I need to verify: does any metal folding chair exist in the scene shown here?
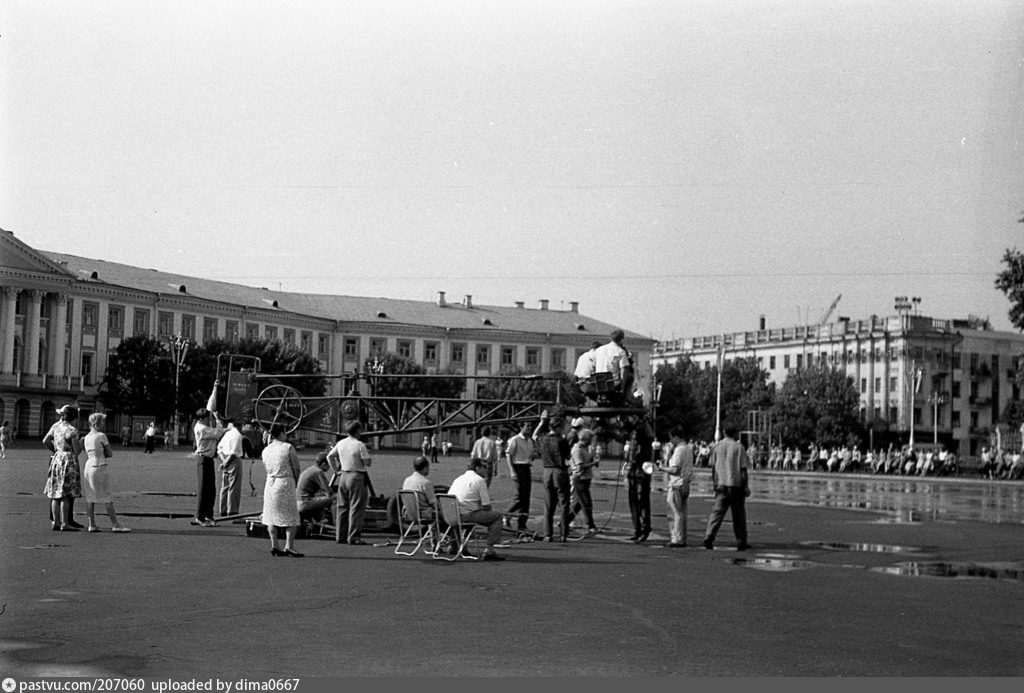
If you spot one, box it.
[394,490,438,557]
[432,494,483,561]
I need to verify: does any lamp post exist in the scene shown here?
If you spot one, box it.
[168,335,191,449]
[930,392,946,446]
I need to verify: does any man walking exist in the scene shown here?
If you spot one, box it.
[216,417,245,517]
[470,426,499,488]
[327,422,372,545]
[504,421,535,530]
[703,425,751,551]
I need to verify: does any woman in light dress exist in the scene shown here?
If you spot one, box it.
[82,413,130,533]
[261,423,303,557]
[43,404,84,531]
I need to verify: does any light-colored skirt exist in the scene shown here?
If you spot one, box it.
[83,463,113,504]
[262,476,300,527]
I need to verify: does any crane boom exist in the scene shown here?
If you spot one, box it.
[819,294,842,324]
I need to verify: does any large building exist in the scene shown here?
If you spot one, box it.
[652,313,1024,456]
[1,229,653,445]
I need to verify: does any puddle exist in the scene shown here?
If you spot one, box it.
[19,544,63,550]
[757,552,803,560]
[16,492,34,496]
[140,492,195,497]
[872,562,1024,582]
[118,512,192,518]
[802,541,925,554]
[731,557,814,572]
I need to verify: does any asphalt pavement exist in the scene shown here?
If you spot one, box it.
[2,442,1023,677]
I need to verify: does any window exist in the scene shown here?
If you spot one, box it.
[952,410,961,428]
[769,356,776,369]
[500,346,515,367]
[397,339,413,359]
[874,377,881,393]
[1014,384,1021,401]
[344,337,359,359]
[300,331,312,353]
[451,343,465,363]
[970,411,979,428]
[783,355,790,369]
[525,347,540,368]
[246,323,260,339]
[318,334,329,360]
[551,348,565,370]
[158,311,174,338]
[913,407,922,425]
[181,314,196,340]
[952,381,961,398]
[970,353,979,373]
[203,317,218,341]
[264,325,278,341]
[424,342,438,363]
[820,352,827,364]
[861,378,867,393]
[108,306,124,334]
[15,293,23,316]
[970,381,978,399]
[796,354,803,369]
[889,406,898,423]
[283,328,295,345]
[476,345,490,366]
[952,352,962,369]
[370,337,386,355]
[81,352,94,386]
[225,320,239,343]
[82,302,98,330]
[890,377,897,392]
[133,309,150,336]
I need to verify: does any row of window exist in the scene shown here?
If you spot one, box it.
[341,337,573,370]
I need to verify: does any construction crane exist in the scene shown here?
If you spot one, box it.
[818,294,842,324]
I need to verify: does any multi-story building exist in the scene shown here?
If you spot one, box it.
[652,313,1024,456]
[1,229,653,445]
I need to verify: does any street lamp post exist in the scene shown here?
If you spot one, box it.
[168,335,191,449]
[930,392,947,446]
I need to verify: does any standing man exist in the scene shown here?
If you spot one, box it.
[535,413,572,542]
[594,329,634,404]
[327,422,372,545]
[448,459,506,561]
[569,428,599,535]
[121,422,131,448]
[144,422,157,454]
[663,427,694,548]
[703,424,751,551]
[504,421,535,531]
[626,418,655,542]
[216,417,245,517]
[470,426,499,488]
[192,408,224,527]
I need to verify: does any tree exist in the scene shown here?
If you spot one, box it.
[97,336,175,420]
[364,352,464,400]
[653,358,710,438]
[477,365,566,402]
[197,337,328,399]
[994,212,1024,331]
[771,365,861,448]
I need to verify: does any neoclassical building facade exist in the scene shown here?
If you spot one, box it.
[1,229,653,443]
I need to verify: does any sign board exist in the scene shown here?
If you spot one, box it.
[224,371,259,422]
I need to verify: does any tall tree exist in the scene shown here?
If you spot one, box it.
[97,336,175,419]
[771,364,861,448]
[994,212,1024,330]
[477,365,566,402]
[653,358,710,438]
[364,352,464,400]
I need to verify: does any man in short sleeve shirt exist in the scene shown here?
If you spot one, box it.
[327,422,372,545]
[703,425,751,551]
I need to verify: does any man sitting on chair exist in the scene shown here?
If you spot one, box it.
[447,459,506,561]
[594,329,634,406]
[401,456,437,522]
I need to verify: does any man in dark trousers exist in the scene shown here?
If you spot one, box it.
[703,424,751,551]
[534,413,571,542]
[626,417,654,542]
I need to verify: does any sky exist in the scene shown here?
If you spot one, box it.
[2,0,1024,340]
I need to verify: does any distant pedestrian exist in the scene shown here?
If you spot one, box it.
[43,404,84,531]
[260,424,303,557]
[0,419,10,458]
[121,423,131,447]
[470,427,499,488]
[703,425,751,551]
[663,427,693,548]
[82,413,129,533]
[144,422,156,454]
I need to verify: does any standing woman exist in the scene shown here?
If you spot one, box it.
[0,419,10,458]
[261,423,303,557]
[43,404,84,531]
[82,413,130,533]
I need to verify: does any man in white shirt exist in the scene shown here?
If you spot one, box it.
[216,418,246,517]
[327,422,373,545]
[192,408,224,526]
[573,341,602,402]
[470,426,499,487]
[401,456,437,522]
[447,459,505,561]
[663,427,694,547]
[504,421,535,530]
[594,329,634,403]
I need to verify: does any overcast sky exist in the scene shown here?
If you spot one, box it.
[3,1,1023,340]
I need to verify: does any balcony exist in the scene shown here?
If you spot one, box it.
[0,373,84,392]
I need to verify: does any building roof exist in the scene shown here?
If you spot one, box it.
[41,249,651,342]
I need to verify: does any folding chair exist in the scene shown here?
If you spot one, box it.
[432,494,483,561]
[394,490,438,557]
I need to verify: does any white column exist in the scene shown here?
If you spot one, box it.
[53,294,68,377]
[25,289,42,375]
[0,287,18,373]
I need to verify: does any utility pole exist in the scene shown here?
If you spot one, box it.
[168,335,191,449]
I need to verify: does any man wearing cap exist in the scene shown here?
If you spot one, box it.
[703,425,751,551]
[192,408,224,527]
[216,417,245,517]
[594,330,634,404]
[535,413,572,542]
[470,426,499,488]
[447,459,505,561]
[327,422,372,545]
[504,421,535,531]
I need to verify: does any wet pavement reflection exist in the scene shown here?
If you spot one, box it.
[689,474,1024,524]
[871,562,1024,581]
[800,540,926,554]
